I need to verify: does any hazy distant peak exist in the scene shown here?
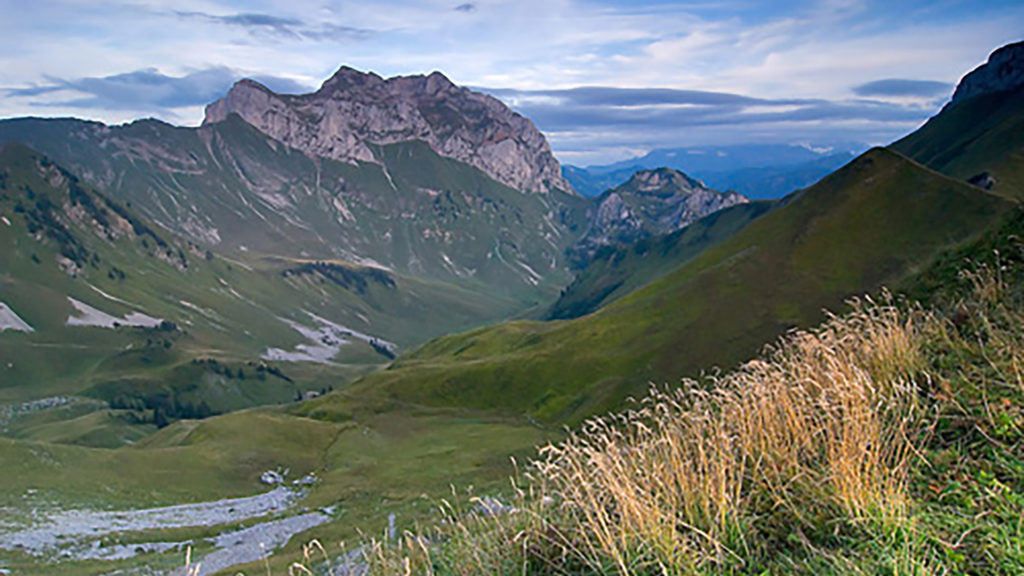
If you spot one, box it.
[624,167,707,194]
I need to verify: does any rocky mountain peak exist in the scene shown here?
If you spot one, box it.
[424,71,455,94]
[320,65,385,92]
[203,66,572,195]
[570,167,749,264]
[234,78,273,93]
[625,167,706,194]
[950,40,1024,105]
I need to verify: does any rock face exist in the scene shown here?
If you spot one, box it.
[950,41,1024,105]
[572,168,748,263]
[203,67,572,195]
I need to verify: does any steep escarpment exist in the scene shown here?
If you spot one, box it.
[204,67,571,195]
[949,40,1024,105]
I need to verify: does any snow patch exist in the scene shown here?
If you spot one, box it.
[515,260,543,286]
[263,312,397,364]
[65,297,162,328]
[0,302,33,333]
[332,196,355,221]
[88,284,133,306]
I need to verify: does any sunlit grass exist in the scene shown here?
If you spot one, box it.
[346,246,1024,575]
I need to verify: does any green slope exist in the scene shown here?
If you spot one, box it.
[892,85,1024,199]
[320,148,1011,425]
[0,144,530,442]
[549,200,775,319]
[0,116,587,303]
[1,183,1017,576]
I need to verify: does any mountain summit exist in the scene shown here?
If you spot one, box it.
[950,40,1024,105]
[203,67,572,195]
[572,167,748,263]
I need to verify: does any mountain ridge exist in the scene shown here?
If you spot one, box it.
[327,146,1012,424]
[565,144,861,199]
[204,66,572,195]
[572,167,748,264]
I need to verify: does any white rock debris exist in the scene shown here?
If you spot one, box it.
[65,297,162,328]
[0,301,33,332]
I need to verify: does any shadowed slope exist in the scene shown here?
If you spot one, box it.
[323,148,1011,425]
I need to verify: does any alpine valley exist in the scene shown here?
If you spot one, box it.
[0,38,1021,576]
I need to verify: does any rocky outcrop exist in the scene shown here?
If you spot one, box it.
[950,41,1024,105]
[203,67,572,195]
[571,168,748,264]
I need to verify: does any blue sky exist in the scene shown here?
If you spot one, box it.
[0,0,1020,165]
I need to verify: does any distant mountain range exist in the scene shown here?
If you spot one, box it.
[564,143,862,199]
[570,167,748,264]
[0,69,748,301]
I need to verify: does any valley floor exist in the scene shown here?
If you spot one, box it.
[0,401,554,575]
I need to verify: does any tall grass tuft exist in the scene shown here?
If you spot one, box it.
[528,294,931,574]
[360,233,1024,574]
[350,292,954,576]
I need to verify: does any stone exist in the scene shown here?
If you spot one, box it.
[204,67,572,195]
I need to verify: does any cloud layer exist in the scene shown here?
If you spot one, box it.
[9,67,306,111]
[852,79,953,98]
[1,0,1021,163]
[174,10,373,41]
[484,85,950,163]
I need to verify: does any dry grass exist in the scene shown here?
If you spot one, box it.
[211,243,1024,575]
[349,292,947,576]
[526,294,932,574]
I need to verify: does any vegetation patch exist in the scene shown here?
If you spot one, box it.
[282,261,396,294]
[351,219,1024,575]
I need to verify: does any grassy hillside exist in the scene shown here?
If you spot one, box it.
[0,143,533,444]
[549,201,775,319]
[0,155,1016,576]
[360,211,1024,575]
[0,400,554,576]
[0,116,587,302]
[892,85,1024,199]
[317,148,1011,425]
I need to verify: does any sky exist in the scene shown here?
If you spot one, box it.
[0,0,1021,166]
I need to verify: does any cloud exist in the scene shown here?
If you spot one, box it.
[482,85,938,164]
[2,0,1021,164]
[852,78,953,98]
[486,86,926,129]
[174,10,373,42]
[6,67,309,111]
[487,86,767,107]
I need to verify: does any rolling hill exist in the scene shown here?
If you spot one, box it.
[320,148,1012,425]
[0,143,535,444]
[549,200,776,319]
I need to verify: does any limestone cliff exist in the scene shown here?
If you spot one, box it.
[204,67,572,195]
